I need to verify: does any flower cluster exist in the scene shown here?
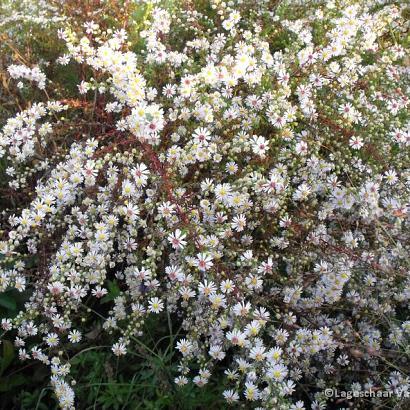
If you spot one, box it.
[0,0,65,30]
[0,0,410,409]
[7,64,47,90]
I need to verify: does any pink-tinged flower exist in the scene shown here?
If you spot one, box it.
[195,253,213,271]
[112,342,127,356]
[349,135,364,150]
[168,229,187,250]
[251,135,269,157]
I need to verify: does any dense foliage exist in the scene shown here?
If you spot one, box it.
[0,0,410,408]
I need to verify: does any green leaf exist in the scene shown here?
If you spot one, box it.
[0,340,15,375]
[101,280,120,304]
[0,374,26,392]
[107,280,120,296]
[0,293,16,311]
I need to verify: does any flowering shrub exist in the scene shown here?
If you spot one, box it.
[1,0,410,408]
